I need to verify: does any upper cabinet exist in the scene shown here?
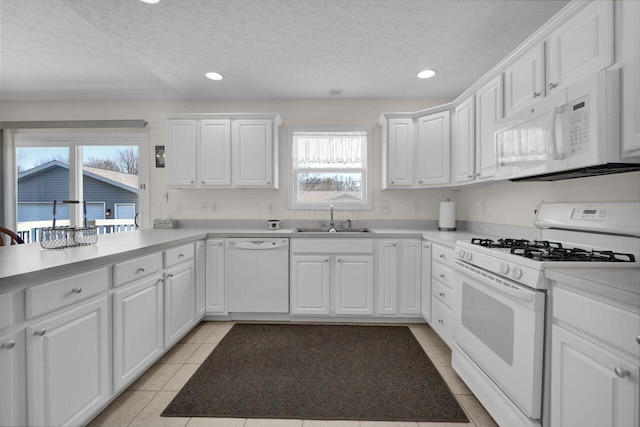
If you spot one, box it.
[475,74,503,181]
[381,110,451,189]
[505,1,613,118]
[621,0,640,153]
[164,113,281,189]
[453,96,475,184]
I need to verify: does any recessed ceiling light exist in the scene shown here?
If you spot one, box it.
[139,0,160,4]
[329,88,343,96]
[205,72,224,81]
[417,69,437,79]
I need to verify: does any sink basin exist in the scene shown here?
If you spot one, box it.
[293,227,374,234]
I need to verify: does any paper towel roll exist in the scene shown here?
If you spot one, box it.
[439,201,456,231]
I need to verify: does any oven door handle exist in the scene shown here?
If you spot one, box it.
[453,260,536,304]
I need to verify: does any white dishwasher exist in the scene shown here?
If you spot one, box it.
[225,238,289,313]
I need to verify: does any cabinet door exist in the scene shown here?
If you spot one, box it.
[546,0,613,95]
[622,0,640,154]
[233,119,274,187]
[164,261,196,347]
[0,332,16,427]
[551,325,639,427]
[200,119,231,186]
[454,96,476,183]
[165,119,197,187]
[291,255,331,315]
[113,274,164,392]
[416,111,451,186]
[386,119,415,187]
[27,297,109,427]
[475,74,503,181]
[420,242,432,323]
[335,255,374,315]
[377,240,399,315]
[401,240,421,315]
[205,239,226,314]
[195,240,206,318]
[504,43,545,116]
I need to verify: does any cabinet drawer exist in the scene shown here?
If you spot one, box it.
[432,280,454,309]
[0,292,12,330]
[432,244,454,267]
[113,252,163,288]
[431,297,453,348]
[26,268,108,319]
[164,243,195,268]
[291,239,374,254]
[432,262,454,287]
[554,285,640,357]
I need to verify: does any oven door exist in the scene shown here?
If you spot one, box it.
[453,259,545,419]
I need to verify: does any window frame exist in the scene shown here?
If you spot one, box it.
[7,130,149,229]
[288,126,372,210]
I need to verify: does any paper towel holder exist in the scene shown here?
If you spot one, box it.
[438,198,457,231]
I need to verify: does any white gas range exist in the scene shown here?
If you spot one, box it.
[451,202,640,427]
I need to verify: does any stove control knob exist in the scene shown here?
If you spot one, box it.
[499,263,510,275]
[456,248,465,259]
[464,252,473,262]
[511,266,523,279]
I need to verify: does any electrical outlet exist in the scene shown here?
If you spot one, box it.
[176,201,182,213]
[155,203,161,213]
[379,202,390,214]
[266,203,275,215]
[413,202,421,214]
[200,201,208,212]
[212,201,219,213]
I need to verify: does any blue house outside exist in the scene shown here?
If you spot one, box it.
[18,160,138,224]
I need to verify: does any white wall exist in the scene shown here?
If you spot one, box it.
[2,98,639,228]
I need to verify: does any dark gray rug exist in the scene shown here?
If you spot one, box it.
[162,323,469,422]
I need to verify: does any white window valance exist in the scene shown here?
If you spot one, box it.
[293,131,366,167]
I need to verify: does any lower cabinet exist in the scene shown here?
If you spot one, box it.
[0,331,17,427]
[164,260,197,347]
[377,239,422,317]
[290,255,332,315]
[205,239,226,314]
[195,240,206,318]
[113,273,164,392]
[420,241,432,322]
[26,297,109,427]
[429,243,456,347]
[334,255,374,315]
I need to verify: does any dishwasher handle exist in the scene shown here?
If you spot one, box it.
[228,239,288,250]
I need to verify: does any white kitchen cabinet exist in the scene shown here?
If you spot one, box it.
[504,43,546,117]
[545,0,613,96]
[416,111,451,186]
[200,119,232,186]
[290,255,331,315]
[233,119,278,188]
[165,114,281,189]
[420,241,432,323]
[474,74,503,181]
[400,240,421,315]
[165,119,198,187]
[383,118,415,188]
[205,239,226,314]
[112,273,164,393]
[0,332,17,427]
[377,240,399,315]
[454,96,475,184]
[335,255,374,315]
[621,0,640,154]
[550,284,640,427]
[27,297,109,427]
[195,240,206,318]
[430,243,456,347]
[164,260,196,347]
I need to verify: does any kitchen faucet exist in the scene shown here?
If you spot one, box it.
[329,204,335,229]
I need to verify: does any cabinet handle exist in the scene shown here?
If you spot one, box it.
[324,258,329,262]
[532,91,541,98]
[392,243,397,247]
[439,292,445,297]
[439,254,445,259]
[614,366,629,378]
[337,258,342,263]
[424,243,430,248]
[190,180,195,184]
[474,173,480,177]
[201,181,205,184]
[467,175,473,179]
[178,253,185,258]
[439,274,446,279]
[548,82,558,90]
[34,328,46,337]
[418,180,424,184]
[438,319,444,324]
[166,273,174,279]
[267,181,271,185]
[71,287,82,294]
[137,267,146,273]
[1,341,15,349]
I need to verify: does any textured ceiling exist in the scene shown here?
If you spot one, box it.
[0,0,570,101]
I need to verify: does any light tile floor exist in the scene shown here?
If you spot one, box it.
[88,321,498,427]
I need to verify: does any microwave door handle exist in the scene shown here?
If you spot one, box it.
[454,261,535,303]
[550,106,563,160]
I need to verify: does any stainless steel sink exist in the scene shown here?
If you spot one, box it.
[293,227,374,234]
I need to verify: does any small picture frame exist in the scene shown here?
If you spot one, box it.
[155,145,165,168]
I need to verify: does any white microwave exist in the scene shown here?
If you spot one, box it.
[494,69,640,181]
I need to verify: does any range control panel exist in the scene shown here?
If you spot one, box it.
[571,207,608,220]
